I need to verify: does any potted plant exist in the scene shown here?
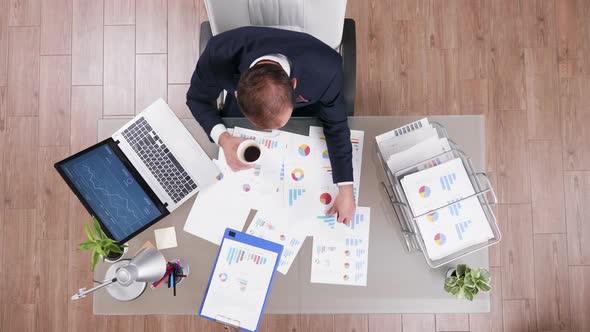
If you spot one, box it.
[79,218,128,271]
[444,264,491,301]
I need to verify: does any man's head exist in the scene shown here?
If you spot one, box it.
[236,63,294,130]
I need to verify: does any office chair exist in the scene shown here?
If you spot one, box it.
[199,0,356,117]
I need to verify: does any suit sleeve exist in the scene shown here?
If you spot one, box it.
[318,67,354,184]
[186,45,224,139]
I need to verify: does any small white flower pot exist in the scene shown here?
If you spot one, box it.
[103,245,129,263]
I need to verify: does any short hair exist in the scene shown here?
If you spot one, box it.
[237,63,293,128]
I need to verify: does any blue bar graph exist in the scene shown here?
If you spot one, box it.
[283,249,294,258]
[354,272,365,282]
[317,215,336,229]
[448,199,463,216]
[350,213,365,230]
[279,163,285,181]
[356,248,366,257]
[289,238,301,247]
[288,188,305,206]
[345,237,363,246]
[355,261,366,270]
[440,173,458,191]
[454,220,472,240]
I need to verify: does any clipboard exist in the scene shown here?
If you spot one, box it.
[199,228,283,332]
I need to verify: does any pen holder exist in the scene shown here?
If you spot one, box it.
[165,259,190,286]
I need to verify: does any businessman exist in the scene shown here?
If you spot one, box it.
[187,26,355,224]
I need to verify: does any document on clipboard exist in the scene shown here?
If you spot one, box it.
[199,228,283,332]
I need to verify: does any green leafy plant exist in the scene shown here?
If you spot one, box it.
[79,218,127,271]
[444,264,491,301]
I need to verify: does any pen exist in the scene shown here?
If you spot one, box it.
[173,270,177,296]
[169,269,175,291]
[152,269,173,288]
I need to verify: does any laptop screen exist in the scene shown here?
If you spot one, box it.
[58,142,164,242]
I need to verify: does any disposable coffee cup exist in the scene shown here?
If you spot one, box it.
[237,140,262,164]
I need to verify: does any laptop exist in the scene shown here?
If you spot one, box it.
[55,99,220,244]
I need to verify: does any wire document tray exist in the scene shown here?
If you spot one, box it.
[376,122,501,268]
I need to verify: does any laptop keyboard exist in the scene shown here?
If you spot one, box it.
[122,117,197,204]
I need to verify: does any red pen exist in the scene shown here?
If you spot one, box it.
[151,269,173,288]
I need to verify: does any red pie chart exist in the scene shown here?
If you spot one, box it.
[319,193,332,205]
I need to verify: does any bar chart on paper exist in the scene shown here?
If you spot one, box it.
[238,134,280,149]
[448,199,463,216]
[440,173,457,191]
[288,188,306,206]
[345,237,363,246]
[351,138,361,152]
[226,247,268,265]
[350,212,366,230]
[316,245,336,254]
[454,220,472,240]
[317,215,337,229]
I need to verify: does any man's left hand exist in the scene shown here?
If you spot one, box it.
[326,184,356,225]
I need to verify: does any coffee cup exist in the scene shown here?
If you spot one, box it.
[237,140,262,164]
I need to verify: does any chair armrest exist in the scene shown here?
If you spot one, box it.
[342,18,356,117]
[199,21,224,110]
[200,21,213,56]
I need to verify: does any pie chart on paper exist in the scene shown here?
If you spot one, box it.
[419,185,431,198]
[427,211,439,222]
[298,144,311,157]
[434,233,446,245]
[291,168,305,181]
[319,192,332,205]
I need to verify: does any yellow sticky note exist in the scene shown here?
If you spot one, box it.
[154,227,178,250]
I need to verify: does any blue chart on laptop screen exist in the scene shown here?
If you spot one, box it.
[61,144,162,241]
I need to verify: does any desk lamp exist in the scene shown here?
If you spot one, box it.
[71,247,167,301]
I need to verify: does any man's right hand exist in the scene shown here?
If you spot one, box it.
[218,132,255,172]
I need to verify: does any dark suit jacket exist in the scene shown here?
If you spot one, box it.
[186,26,353,183]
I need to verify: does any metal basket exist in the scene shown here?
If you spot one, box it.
[376,122,501,268]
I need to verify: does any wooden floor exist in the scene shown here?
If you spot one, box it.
[1,0,589,331]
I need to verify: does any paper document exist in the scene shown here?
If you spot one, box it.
[375,118,430,143]
[376,118,440,160]
[310,207,371,286]
[246,209,306,274]
[379,127,439,160]
[200,237,279,331]
[183,172,253,245]
[387,137,452,174]
[415,196,494,260]
[401,158,475,216]
[309,126,364,204]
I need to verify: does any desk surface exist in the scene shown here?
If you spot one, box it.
[94,115,489,314]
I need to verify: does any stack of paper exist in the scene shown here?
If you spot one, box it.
[377,118,493,261]
[400,158,494,259]
[376,118,452,175]
[184,126,371,286]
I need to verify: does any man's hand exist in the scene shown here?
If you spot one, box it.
[326,184,356,225]
[218,132,255,172]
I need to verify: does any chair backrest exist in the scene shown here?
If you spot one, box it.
[204,0,347,50]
